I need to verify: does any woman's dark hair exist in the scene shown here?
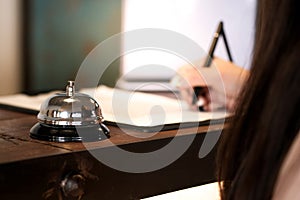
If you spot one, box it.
[217,0,300,199]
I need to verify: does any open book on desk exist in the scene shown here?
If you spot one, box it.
[0,86,228,132]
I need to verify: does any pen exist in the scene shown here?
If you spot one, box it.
[204,21,223,67]
[193,21,233,111]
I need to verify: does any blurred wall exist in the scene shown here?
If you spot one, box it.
[25,0,121,93]
[0,0,22,95]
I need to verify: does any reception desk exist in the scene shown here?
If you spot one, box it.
[0,107,223,199]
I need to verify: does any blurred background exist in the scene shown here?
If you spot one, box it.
[0,0,121,95]
[0,0,255,95]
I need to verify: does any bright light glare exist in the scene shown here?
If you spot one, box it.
[121,0,256,80]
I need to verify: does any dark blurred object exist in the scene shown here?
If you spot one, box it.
[23,0,121,94]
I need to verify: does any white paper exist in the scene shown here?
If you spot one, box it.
[141,182,220,200]
[0,86,227,127]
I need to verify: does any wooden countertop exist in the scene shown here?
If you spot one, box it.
[0,107,224,199]
[0,108,222,165]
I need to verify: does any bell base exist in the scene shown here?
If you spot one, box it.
[30,123,110,142]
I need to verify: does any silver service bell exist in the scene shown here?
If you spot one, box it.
[30,81,110,142]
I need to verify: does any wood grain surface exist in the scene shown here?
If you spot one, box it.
[0,108,224,199]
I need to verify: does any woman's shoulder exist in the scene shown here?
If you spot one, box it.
[273,133,300,200]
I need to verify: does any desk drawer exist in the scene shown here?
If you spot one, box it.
[0,133,218,200]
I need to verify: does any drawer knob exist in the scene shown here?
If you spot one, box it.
[60,172,85,198]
